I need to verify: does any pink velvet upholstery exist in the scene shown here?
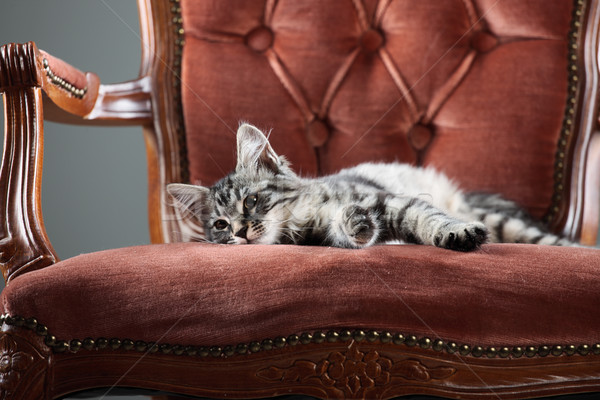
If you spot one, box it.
[181,0,572,219]
[3,243,599,349]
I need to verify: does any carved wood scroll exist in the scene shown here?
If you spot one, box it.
[257,342,455,399]
[0,42,59,283]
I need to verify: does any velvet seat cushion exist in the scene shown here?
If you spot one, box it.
[2,243,599,350]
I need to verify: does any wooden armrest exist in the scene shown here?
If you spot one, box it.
[0,41,152,283]
[37,46,152,125]
[0,42,58,283]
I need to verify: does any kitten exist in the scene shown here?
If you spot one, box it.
[167,123,577,251]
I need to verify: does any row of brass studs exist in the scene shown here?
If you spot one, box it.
[3,315,600,359]
[42,58,87,99]
[169,0,190,183]
[545,0,585,224]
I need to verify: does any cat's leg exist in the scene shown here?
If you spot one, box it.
[384,196,488,251]
[462,194,581,246]
[478,212,579,246]
[329,205,380,248]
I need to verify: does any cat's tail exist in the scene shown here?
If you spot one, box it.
[463,192,579,246]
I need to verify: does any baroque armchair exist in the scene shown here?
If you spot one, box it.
[1,1,600,399]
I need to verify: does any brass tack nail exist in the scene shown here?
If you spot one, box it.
[135,341,147,352]
[512,347,524,358]
[83,338,95,351]
[525,346,537,358]
[552,345,563,356]
[287,334,299,346]
[300,332,313,345]
[459,345,471,356]
[54,341,68,353]
[366,331,380,343]
[24,318,38,330]
[249,341,261,353]
[223,346,235,357]
[419,337,432,349]
[432,339,444,352]
[70,340,82,352]
[159,344,172,354]
[147,342,159,353]
[313,332,326,344]
[13,316,24,327]
[236,343,248,355]
[538,345,550,357]
[44,335,57,347]
[577,344,590,356]
[184,346,197,356]
[353,330,366,342]
[339,330,352,342]
[446,342,458,354]
[109,338,122,350]
[36,325,48,336]
[326,331,339,343]
[471,346,484,357]
[381,332,393,344]
[96,338,108,349]
[275,336,287,348]
[209,346,221,357]
[405,335,418,347]
[393,333,405,345]
[262,339,274,350]
[486,347,497,358]
[198,347,209,357]
[122,339,134,351]
[593,344,600,355]
[498,347,510,358]
[566,345,576,356]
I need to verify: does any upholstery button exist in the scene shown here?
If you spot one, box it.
[360,29,384,53]
[306,119,330,147]
[246,26,274,53]
[408,124,433,150]
[470,30,498,53]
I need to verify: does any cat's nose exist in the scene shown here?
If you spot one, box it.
[235,226,248,239]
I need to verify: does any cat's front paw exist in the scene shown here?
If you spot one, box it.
[340,205,378,248]
[434,222,488,252]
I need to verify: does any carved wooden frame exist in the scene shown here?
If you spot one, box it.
[1,0,600,399]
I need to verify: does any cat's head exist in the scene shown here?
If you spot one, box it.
[167,123,298,244]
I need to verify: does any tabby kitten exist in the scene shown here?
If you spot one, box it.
[168,123,577,251]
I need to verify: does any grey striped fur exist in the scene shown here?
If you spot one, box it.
[167,124,579,251]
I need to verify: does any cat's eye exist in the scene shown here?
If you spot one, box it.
[213,219,229,230]
[243,194,258,209]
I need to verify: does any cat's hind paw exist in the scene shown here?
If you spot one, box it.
[434,222,488,252]
[338,205,379,248]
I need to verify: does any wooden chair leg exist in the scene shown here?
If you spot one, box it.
[0,323,51,400]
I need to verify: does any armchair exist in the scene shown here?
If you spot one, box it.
[1,1,600,399]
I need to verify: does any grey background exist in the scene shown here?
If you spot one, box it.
[0,2,599,400]
[0,1,150,399]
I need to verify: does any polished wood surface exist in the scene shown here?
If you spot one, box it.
[0,321,594,400]
[551,0,600,241]
[0,42,58,283]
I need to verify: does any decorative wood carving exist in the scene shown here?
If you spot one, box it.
[0,326,49,400]
[257,342,455,398]
[0,42,59,284]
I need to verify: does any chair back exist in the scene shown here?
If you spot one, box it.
[140,0,600,243]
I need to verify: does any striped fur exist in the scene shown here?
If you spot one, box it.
[167,123,580,251]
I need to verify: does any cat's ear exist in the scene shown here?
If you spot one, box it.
[167,183,209,216]
[236,123,283,174]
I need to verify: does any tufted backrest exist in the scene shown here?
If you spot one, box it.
[178,0,591,229]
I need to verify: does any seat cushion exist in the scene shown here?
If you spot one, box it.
[2,243,599,350]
